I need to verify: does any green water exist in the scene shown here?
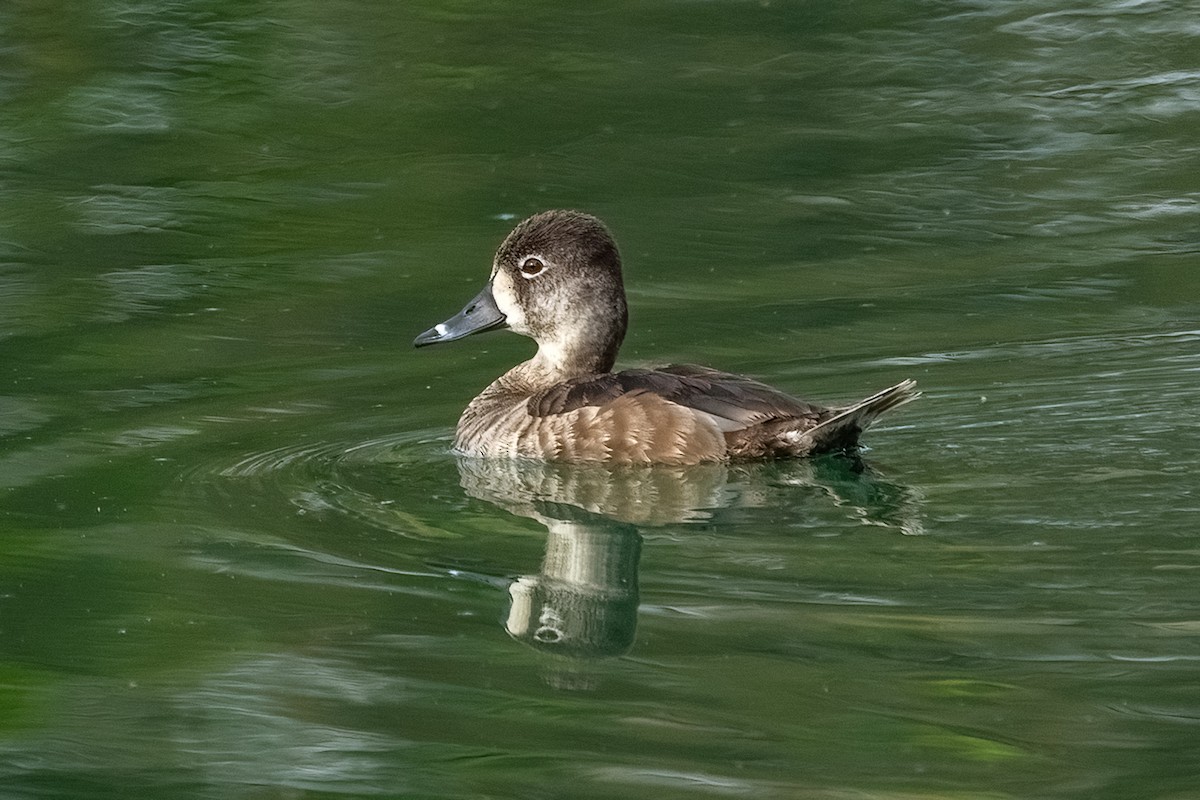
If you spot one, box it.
[2,1,1199,798]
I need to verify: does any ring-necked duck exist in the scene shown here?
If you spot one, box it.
[415,210,918,464]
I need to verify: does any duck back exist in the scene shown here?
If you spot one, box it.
[455,365,918,465]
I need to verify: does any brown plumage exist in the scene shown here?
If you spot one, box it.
[414,210,919,465]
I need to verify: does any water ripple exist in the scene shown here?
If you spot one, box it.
[69,185,187,235]
[182,429,469,545]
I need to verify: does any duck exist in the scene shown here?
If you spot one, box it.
[414,210,918,465]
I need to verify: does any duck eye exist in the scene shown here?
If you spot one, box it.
[519,257,545,277]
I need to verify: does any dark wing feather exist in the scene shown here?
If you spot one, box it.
[527,363,833,430]
[527,371,640,416]
[657,364,833,427]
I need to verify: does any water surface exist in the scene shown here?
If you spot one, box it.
[2,1,1198,798]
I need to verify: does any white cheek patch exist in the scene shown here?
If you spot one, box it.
[491,269,527,332]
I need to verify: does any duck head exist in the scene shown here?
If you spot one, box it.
[414,210,628,376]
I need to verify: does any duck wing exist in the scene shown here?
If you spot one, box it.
[527,363,833,432]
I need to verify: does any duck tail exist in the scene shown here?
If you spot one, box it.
[800,379,921,454]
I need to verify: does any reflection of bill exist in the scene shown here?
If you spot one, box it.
[457,455,923,659]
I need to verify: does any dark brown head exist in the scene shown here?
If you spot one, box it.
[415,210,628,376]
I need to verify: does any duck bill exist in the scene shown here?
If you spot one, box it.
[413,282,507,347]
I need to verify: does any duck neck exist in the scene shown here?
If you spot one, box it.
[497,336,618,392]
[542,335,620,375]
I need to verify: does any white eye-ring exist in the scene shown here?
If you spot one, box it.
[518,256,546,278]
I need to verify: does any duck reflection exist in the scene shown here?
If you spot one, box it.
[458,459,730,658]
[504,519,640,658]
[457,455,922,659]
